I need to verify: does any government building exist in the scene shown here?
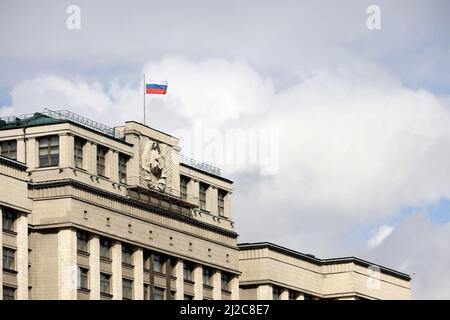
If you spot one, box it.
[0,109,411,300]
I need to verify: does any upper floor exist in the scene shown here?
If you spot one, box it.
[0,110,234,230]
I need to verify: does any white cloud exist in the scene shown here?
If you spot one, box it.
[368,225,394,248]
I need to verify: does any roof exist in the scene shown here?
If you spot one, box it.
[238,242,411,281]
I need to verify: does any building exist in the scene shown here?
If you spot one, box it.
[238,242,412,300]
[0,110,238,300]
[0,109,411,300]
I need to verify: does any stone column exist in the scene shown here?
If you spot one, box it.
[26,137,36,170]
[0,206,3,299]
[174,259,184,300]
[111,241,123,300]
[256,284,273,300]
[16,138,26,163]
[280,288,289,300]
[208,187,218,215]
[67,134,75,168]
[212,270,221,300]
[16,213,29,300]
[193,264,203,300]
[58,228,77,300]
[87,142,97,175]
[133,248,144,300]
[224,192,232,219]
[59,134,70,167]
[191,180,200,207]
[230,275,239,300]
[296,293,305,300]
[89,235,100,300]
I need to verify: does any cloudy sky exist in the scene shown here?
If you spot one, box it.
[1,0,450,299]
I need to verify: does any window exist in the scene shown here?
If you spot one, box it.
[203,268,211,286]
[153,287,165,300]
[100,273,111,294]
[221,273,230,291]
[143,284,150,300]
[289,290,299,300]
[74,137,85,169]
[152,254,163,273]
[100,238,111,260]
[272,286,281,300]
[180,176,189,200]
[304,293,315,300]
[3,247,15,271]
[97,146,107,176]
[184,294,194,300]
[0,140,17,160]
[183,262,193,281]
[118,154,128,184]
[77,231,89,253]
[77,267,89,290]
[122,279,133,300]
[199,183,208,210]
[218,189,226,216]
[39,135,59,167]
[3,286,16,300]
[122,244,133,265]
[2,210,15,232]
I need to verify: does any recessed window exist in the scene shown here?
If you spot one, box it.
[152,254,163,273]
[184,294,193,300]
[3,247,15,271]
[289,290,299,300]
[97,146,107,176]
[203,268,212,286]
[122,244,133,265]
[221,272,230,291]
[199,183,208,210]
[77,231,89,253]
[272,286,281,300]
[100,273,111,294]
[77,267,89,290]
[180,176,189,200]
[39,136,59,167]
[2,210,16,232]
[118,154,128,184]
[3,286,16,300]
[218,189,226,216]
[74,137,85,169]
[100,238,111,259]
[122,278,133,300]
[0,140,17,160]
[153,287,165,300]
[183,262,193,281]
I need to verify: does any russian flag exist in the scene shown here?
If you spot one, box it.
[146,81,168,94]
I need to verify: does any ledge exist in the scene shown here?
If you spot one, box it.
[3,268,18,275]
[2,229,18,236]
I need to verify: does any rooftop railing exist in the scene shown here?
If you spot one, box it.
[179,154,221,176]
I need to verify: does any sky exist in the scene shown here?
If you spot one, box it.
[1,0,450,299]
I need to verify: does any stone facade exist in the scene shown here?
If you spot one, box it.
[0,111,411,300]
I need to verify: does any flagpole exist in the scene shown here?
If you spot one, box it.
[143,73,146,125]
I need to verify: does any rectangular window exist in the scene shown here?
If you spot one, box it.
[184,294,193,300]
[180,176,189,200]
[122,244,133,265]
[0,140,17,160]
[2,210,15,232]
[203,268,211,286]
[77,267,89,290]
[272,286,281,300]
[288,290,298,300]
[153,287,165,300]
[218,189,226,216]
[97,146,107,176]
[118,154,128,184]
[143,284,150,300]
[122,279,133,300]
[100,273,111,294]
[152,254,163,273]
[77,231,89,253]
[74,137,85,169]
[100,238,111,260]
[39,136,59,167]
[3,286,16,300]
[199,183,208,210]
[183,262,193,281]
[3,247,15,271]
[221,273,230,291]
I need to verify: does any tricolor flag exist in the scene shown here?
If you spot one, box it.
[146,80,168,95]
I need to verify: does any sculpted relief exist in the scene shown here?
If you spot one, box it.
[140,139,172,192]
